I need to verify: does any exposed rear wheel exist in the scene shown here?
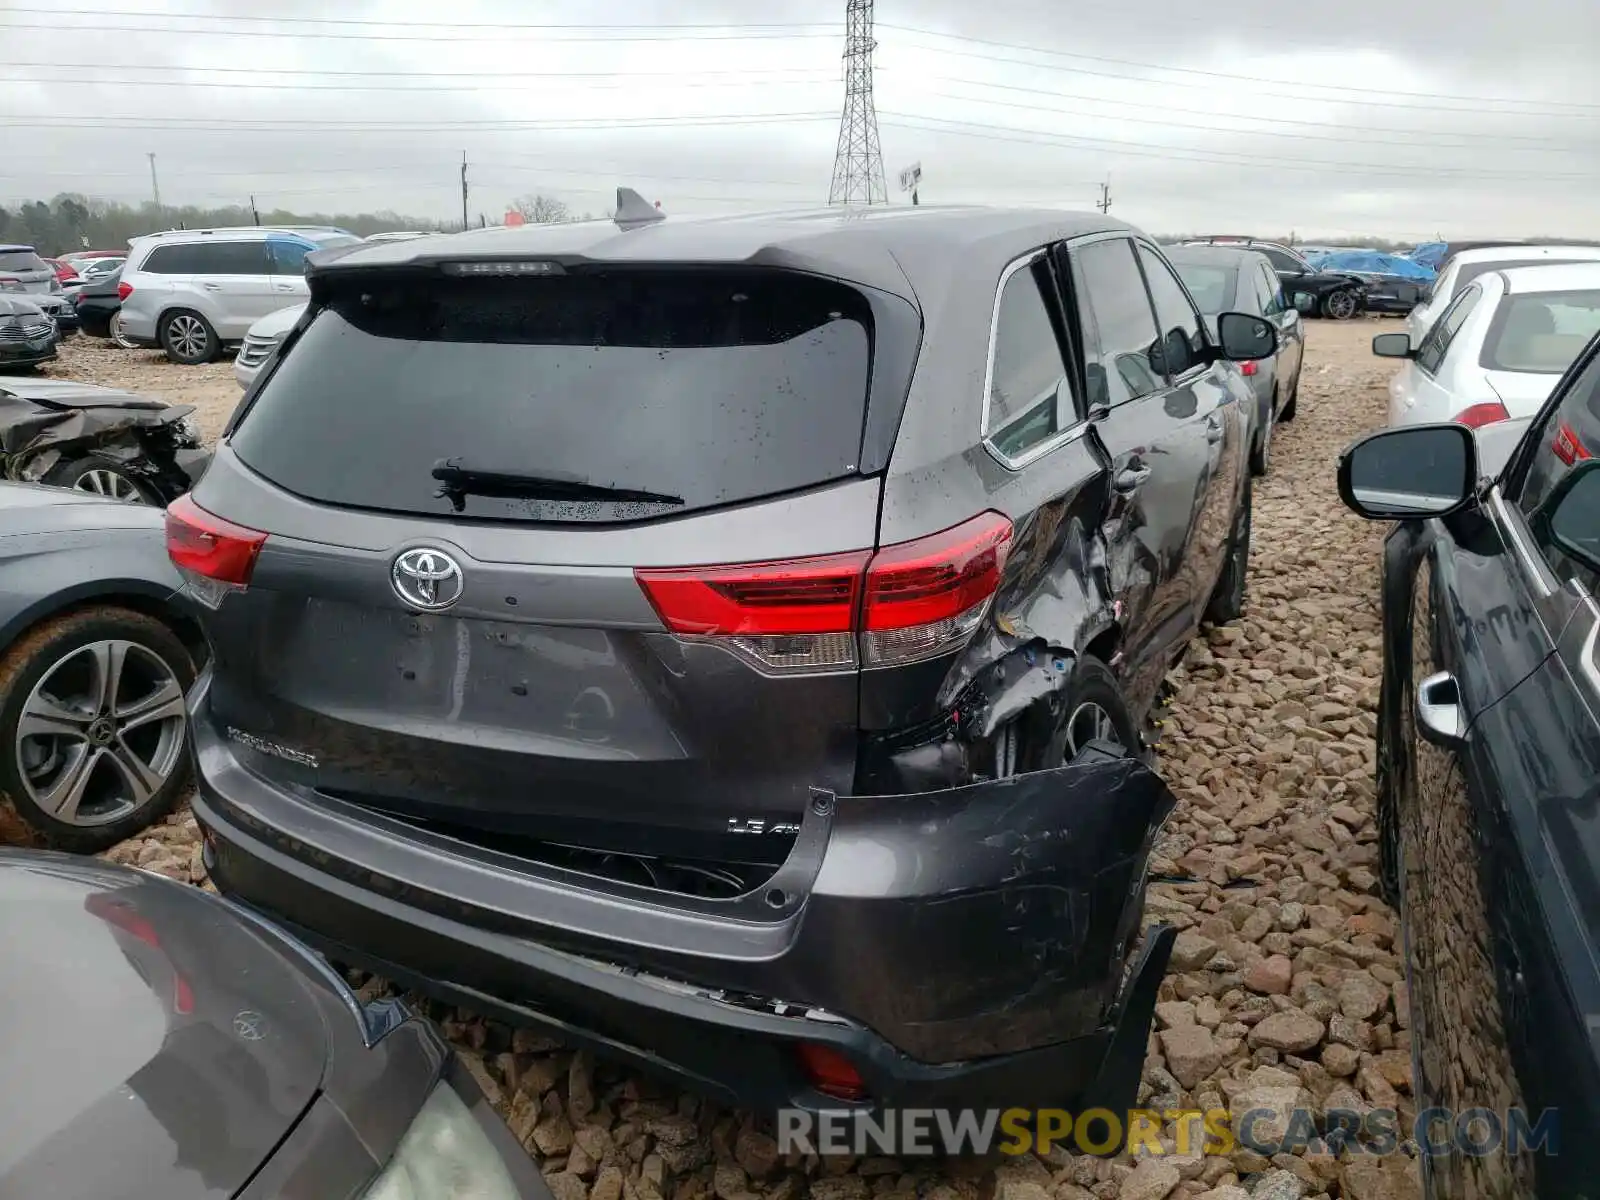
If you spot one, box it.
[0,607,196,853]
[109,310,140,350]
[46,456,157,505]
[1008,654,1142,773]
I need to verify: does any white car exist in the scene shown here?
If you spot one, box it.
[1407,244,1600,344]
[234,302,305,389]
[1378,261,1600,428]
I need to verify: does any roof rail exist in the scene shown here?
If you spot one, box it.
[614,187,665,231]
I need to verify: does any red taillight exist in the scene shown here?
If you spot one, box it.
[635,512,1013,673]
[165,493,267,586]
[117,281,133,301]
[795,1042,868,1102]
[1240,361,1259,376]
[1554,420,1591,466]
[1453,401,1510,429]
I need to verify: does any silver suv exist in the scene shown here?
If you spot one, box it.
[117,226,359,364]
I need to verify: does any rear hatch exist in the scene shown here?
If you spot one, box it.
[180,264,931,877]
[0,248,58,297]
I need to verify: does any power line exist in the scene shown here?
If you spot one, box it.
[878,113,1600,182]
[2,112,839,133]
[879,22,1600,113]
[0,73,835,94]
[908,86,1597,155]
[6,8,835,32]
[0,61,833,79]
[0,18,838,43]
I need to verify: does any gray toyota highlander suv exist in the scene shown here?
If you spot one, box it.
[174,197,1274,1118]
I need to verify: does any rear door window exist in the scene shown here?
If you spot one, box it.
[1416,284,1482,374]
[230,269,876,523]
[192,241,271,275]
[984,255,1076,463]
[1260,247,1305,273]
[1070,238,1163,408]
[267,238,315,275]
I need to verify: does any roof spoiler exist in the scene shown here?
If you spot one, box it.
[614,187,664,231]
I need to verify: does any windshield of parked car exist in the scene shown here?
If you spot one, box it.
[1171,264,1237,315]
[1481,290,1600,373]
[230,268,876,522]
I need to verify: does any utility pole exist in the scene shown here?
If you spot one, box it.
[249,194,260,225]
[147,152,163,217]
[828,0,887,206]
[460,151,469,232]
[1097,181,1112,213]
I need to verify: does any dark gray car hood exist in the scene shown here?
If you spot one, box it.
[0,852,329,1199]
[0,295,48,319]
[0,479,172,538]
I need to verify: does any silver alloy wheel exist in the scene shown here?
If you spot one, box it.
[109,310,139,350]
[1064,700,1122,759]
[73,468,147,504]
[165,313,209,360]
[15,639,187,827]
[1324,289,1358,320]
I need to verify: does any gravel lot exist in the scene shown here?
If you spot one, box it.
[23,320,1417,1200]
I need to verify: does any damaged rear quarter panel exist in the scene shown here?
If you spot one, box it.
[795,756,1176,1061]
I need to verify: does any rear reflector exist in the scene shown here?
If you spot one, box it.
[116,281,133,301]
[1554,420,1591,466]
[795,1042,868,1102]
[1240,361,1259,376]
[636,512,1013,673]
[165,494,268,603]
[1453,401,1510,429]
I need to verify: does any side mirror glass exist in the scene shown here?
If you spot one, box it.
[1372,332,1413,359]
[1217,311,1278,361]
[1534,459,1600,572]
[1337,424,1478,519]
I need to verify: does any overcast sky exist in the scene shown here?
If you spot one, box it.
[4,0,1599,240]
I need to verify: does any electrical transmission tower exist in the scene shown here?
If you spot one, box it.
[828,0,887,206]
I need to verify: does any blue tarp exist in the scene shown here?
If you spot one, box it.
[1403,242,1449,269]
[1304,250,1436,280]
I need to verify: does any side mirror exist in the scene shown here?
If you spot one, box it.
[1420,285,1434,303]
[1337,424,1478,520]
[1372,332,1413,359]
[1532,458,1600,572]
[1216,312,1278,361]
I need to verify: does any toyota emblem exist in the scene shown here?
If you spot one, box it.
[391,547,465,611]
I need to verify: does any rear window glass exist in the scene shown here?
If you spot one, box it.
[1456,259,1586,298]
[1481,290,1600,374]
[1171,264,1236,315]
[0,251,47,273]
[230,269,875,523]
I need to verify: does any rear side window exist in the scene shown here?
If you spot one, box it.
[1256,264,1285,315]
[1260,247,1304,273]
[141,241,269,275]
[1416,284,1482,374]
[0,250,47,273]
[230,269,875,523]
[267,238,314,275]
[985,256,1074,463]
[1071,238,1163,408]
[1481,290,1600,375]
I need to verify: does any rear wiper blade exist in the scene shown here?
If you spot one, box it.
[430,458,685,512]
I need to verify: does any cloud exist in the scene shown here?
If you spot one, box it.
[3,0,1597,238]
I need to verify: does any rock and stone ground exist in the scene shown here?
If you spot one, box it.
[11,319,1419,1199]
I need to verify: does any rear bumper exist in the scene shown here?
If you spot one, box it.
[189,673,1177,1113]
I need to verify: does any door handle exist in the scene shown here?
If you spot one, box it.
[1206,417,1223,445]
[1114,465,1152,493]
[201,282,222,291]
[1416,670,1466,747]
[274,283,296,291]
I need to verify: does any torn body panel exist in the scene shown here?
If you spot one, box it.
[193,665,1179,1105]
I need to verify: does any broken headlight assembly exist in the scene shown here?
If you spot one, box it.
[360,1081,522,1200]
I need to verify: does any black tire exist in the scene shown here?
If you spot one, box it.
[1250,391,1275,477]
[1205,476,1252,625]
[159,308,219,365]
[1320,288,1358,320]
[1015,654,1141,771]
[0,607,195,853]
[1279,373,1299,423]
[45,456,158,505]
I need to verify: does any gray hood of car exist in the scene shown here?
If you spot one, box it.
[0,852,330,1200]
[0,296,48,320]
[0,377,165,409]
